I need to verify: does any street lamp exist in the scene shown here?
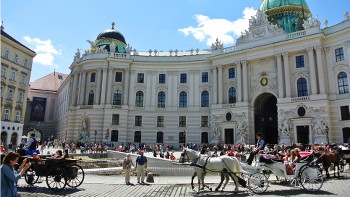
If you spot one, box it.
[94,130,97,144]
[106,129,110,146]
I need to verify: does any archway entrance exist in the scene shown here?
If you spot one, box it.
[254,93,278,145]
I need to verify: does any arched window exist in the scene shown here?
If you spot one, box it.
[1,132,8,145]
[338,72,349,94]
[113,90,122,105]
[88,90,94,105]
[11,133,18,145]
[297,78,308,97]
[134,131,141,143]
[201,132,208,144]
[179,91,187,108]
[135,91,144,107]
[228,87,236,103]
[158,91,166,108]
[201,90,209,107]
[111,130,119,142]
[156,132,163,143]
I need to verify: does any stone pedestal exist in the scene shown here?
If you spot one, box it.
[314,135,327,144]
[279,136,292,145]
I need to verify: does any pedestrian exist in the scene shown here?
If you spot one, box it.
[135,150,147,184]
[123,154,135,185]
[1,152,31,197]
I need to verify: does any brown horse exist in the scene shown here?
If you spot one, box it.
[318,148,343,178]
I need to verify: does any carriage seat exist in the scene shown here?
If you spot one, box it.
[259,155,283,164]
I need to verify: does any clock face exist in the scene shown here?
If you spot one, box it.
[260,77,268,86]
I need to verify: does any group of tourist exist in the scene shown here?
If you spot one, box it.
[122,150,148,185]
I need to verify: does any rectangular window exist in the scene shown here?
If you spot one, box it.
[10,69,16,81]
[4,109,10,120]
[180,73,187,83]
[14,54,18,64]
[159,74,166,84]
[340,106,350,120]
[90,72,96,82]
[201,116,209,127]
[229,68,235,79]
[135,116,142,126]
[296,55,305,68]
[4,49,9,59]
[115,72,122,82]
[0,86,3,97]
[20,74,26,84]
[202,72,208,83]
[7,89,13,100]
[179,116,186,127]
[24,59,28,67]
[1,66,6,77]
[18,91,23,102]
[335,47,344,62]
[15,111,20,122]
[137,73,144,83]
[112,114,120,125]
[157,116,164,127]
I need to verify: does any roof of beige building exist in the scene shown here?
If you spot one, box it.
[30,71,68,92]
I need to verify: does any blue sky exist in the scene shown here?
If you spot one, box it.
[1,0,349,82]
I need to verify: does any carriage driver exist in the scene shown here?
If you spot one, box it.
[246,133,265,165]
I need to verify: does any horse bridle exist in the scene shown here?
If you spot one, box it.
[180,149,191,163]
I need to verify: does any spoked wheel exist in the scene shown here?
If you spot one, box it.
[25,168,39,185]
[299,166,323,192]
[67,164,85,188]
[46,166,67,191]
[248,172,269,194]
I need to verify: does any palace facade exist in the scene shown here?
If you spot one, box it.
[33,0,350,146]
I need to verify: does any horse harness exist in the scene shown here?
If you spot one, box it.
[190,155,234,174]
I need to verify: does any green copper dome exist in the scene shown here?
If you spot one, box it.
[260,0,312,33]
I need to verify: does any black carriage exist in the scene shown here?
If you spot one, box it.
[24,158,85,191]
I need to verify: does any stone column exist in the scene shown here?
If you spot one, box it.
[78,71,86,105]
[71,73,78,106]
[212,66,218,105]
[242,60,248,102]
[123,68,130,105]
[236,61,242,102]
[128,69,136,107]
[315,46,326,94]
[217,66,223,104]
[276,54,284,98]
[95,68,102,105]
[282,53,291,97]
[307,47,318,95]
[346,41,350,62]
[100,68,107,105]
[106,67,113,104]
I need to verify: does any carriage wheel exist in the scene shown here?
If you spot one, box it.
[299,166,323,192]
[24,168,39,185]
[46,166,67,191]
[67,165,85,188]
[248,172,269,194]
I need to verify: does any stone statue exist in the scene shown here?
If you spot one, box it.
[110,42,116,53]
[324,20,328,28]
[125,44,132,54]
[81,117,88,132]
[210,115,222,138]
[74,49,80,62]
[313,117,328,135]
[86,40,96,52]
[211,38,223,50]
[237,120,247,142]
[345,11,349,20]
[279,118,291,137]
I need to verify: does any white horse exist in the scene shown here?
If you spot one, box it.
[182,148,245,194]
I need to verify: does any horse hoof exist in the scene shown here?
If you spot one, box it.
[209,188,212,191]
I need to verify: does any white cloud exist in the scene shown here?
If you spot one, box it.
[23,36,61,67]
[179,7,257,46]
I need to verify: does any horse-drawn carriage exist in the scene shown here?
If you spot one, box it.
[180,148,324,194]
[23,157,85,191]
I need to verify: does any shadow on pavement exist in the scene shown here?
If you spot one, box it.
[17,185,83,196]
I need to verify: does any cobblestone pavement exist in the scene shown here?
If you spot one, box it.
[17,171,350,197]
